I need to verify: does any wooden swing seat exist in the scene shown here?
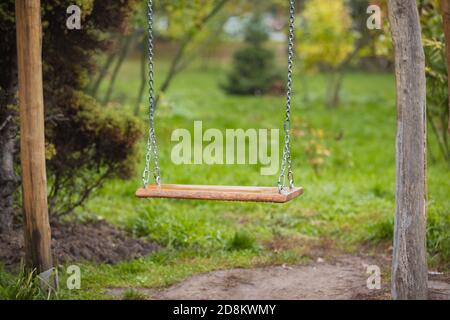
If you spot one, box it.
[136,184,304,203]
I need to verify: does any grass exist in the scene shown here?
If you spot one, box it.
[227,230,259,251]
[1,58,449,299]
[0,265,57,300]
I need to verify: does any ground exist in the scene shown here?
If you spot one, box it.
[152,256,385,300]
[108,254,450,300]
[110,255,389,300]
[0,59,448,300]
[0,220,158,268]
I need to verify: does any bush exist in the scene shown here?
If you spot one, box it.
[420,1,449,161]
[46,91,142,215]
[0,0,141,218]
[223,14,280,95]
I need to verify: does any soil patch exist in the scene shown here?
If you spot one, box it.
[0,219,159,269]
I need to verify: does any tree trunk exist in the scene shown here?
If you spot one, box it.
[440,0,450,133]
[134,45,147,116]
[89,51,116,99]
[326,71,344,108]
[0,110,18,233]
[16,0,53,274]
[388,0,428,300]
[0,63,19,234]
[103,34,134,105]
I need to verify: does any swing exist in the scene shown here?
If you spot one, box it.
[136,0,303,203]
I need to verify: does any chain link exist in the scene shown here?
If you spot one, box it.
[142,0,161,188]
[278,0,296,193]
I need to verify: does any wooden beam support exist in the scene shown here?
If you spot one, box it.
[15,0,53,274]
[388,0,428,300]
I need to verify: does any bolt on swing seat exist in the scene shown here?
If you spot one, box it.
[136,0,302,203]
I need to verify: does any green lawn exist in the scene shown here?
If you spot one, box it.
[1,59,449,300]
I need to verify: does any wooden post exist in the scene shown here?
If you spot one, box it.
[441,0,450,133]
[388,0,428,300]
[15,0,53,274]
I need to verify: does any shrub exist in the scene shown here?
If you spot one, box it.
[223,13,280,95]
[0,0,141,219]
[420,0,449,162]
[46,91,142,215]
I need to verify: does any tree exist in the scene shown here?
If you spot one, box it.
[91,0,231,114]
[0,0,141,232]
[223,13,280,95]
[348,0,394,70]
[388,0,428,300]
[298,0,356,107]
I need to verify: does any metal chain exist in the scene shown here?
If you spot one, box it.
[142,0,161,188]
[142,0,295,191]
[278,0,296,193]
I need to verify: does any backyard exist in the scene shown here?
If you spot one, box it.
[1,0,449,302]
[11,58,444,299]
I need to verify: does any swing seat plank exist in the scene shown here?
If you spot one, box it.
[136,184,304,203]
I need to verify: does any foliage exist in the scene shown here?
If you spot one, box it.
[347,0,393,68]
[46,92,142,215]
[420,0,449,162]
[0,265,55,300]
[155,0,223,39]
[297,0,357,107]
[223,13,280,95]
[0,0,142,216]
[298,0,356,72]
[103,0,231,114]
[294,124,331,174]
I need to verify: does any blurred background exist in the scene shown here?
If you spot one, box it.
[0,0,448,299]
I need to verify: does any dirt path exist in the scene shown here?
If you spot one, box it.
[151,255,388,300]
[108,254,450,300]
